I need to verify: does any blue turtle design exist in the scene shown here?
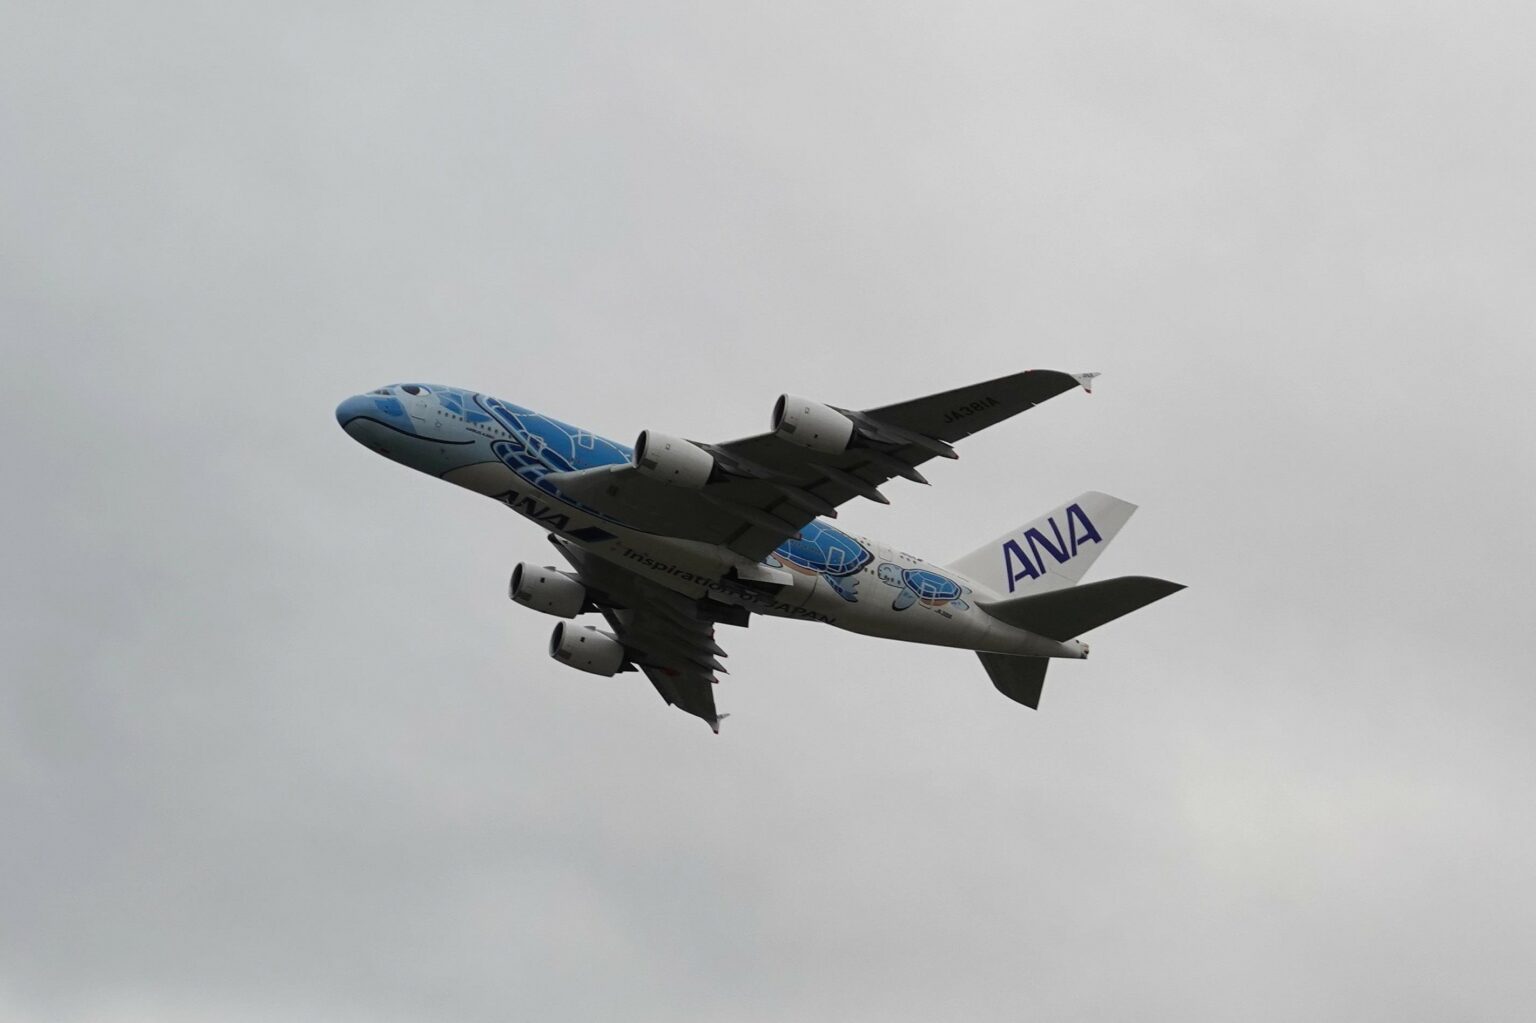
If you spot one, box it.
[477,394,635,522]
[769,521,873,602]
[876,563,971,612]
[480,395,632,481]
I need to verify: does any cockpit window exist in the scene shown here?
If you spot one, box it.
[370,388,392,396]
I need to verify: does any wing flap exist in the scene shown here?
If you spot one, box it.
[551,539,733,731]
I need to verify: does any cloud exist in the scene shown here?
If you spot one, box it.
[3,2,1533,1019]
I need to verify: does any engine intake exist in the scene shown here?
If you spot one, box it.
[633,430,716,488]
[509,563,587,618]
[772,395,855,454]
[548,622,627,676]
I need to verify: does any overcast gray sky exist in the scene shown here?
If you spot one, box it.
[4,2,1534,1020]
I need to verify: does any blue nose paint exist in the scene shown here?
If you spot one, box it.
[334,394,417,435]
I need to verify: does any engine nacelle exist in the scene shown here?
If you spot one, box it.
[772,394,855,454]
[633,430,715,488]
[509,563,587,618]
[548,622,627,676]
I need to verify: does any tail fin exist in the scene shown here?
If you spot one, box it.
[948,491,1138,596]
[978,653,1050,708]
[978,575,1184,641]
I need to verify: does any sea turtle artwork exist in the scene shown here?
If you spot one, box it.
[876,562,971,612]
[767,521,874,602]
[479,394,632,486]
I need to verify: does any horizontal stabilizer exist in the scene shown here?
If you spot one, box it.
[978,653,1050,709]
[978,575,1184,641]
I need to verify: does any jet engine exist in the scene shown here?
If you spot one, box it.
[548,622,627,676]
[772,394,855,454]
[633,430,716,487]
[509,563,587,618]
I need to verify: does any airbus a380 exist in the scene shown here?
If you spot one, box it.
[336,370,1181,732]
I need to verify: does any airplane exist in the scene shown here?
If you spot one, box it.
[335,370,1182,732]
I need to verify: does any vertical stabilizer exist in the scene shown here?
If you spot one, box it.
[948,491,1137,597]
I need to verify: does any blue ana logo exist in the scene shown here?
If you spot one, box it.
[495,489,571,531]
[1003,504,1103,591]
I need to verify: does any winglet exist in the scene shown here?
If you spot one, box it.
[1073,372,1101,394]
[710,713,731,734]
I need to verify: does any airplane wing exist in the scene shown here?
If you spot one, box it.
[550,538,732,732]
[545,369,1092,562]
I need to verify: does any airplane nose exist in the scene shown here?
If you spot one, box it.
[335,394,373,430]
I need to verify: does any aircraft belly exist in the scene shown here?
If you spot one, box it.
[783,572,818,610]
[814,566,993,650]
[441,460,521,495]
[834,604,987,649]
[746,572,820,619]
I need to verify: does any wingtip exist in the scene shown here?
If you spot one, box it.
[1073,372,1101,394]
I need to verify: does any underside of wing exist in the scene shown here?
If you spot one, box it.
[543,369,1091,562]
[551,538,738,732]
[861,368,1091,444]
